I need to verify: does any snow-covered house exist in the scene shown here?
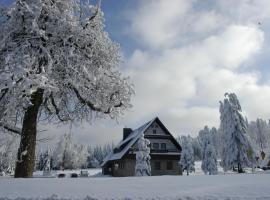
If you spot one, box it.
[101,117,182,177]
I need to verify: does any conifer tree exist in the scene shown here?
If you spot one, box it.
[135,134,151,176]
[179,136,195,175]
[219,93,255,173]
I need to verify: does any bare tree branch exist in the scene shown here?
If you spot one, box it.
[49,93,69,122]
[72,85,123,114]
[0,122,21,135]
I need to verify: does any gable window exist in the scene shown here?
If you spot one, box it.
[167,161,173,170]
[153,129,157,134]
[154,161,161,170]
[153,143,159,149]
[161,143,166,150]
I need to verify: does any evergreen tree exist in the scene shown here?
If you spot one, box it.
[179,136,195,175]
[201,138,218,175]
[219,93,255,173]
[135,134,151,176]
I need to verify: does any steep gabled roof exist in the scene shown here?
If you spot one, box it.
[101,117,181,166]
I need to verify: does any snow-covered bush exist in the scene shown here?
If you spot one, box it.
[179,136,195,175]
[219,93,256,173]
[135,134,151,176]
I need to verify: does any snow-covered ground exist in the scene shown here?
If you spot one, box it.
[0,173,270,200]
[1,164,270,200]
[32,168,102,178]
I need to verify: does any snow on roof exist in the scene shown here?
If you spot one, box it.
[101,118,156,166]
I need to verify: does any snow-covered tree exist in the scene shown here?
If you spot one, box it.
[0,0,133,177]
[201,137,218,175]
[52,133,88,170]
[73,144,88,169]
[219,93,255,173]
[135,134,151,176]
[43,148,51,171]
[179,136,195,175]
[247,119,270,153]
[38,148,53,171]
[52,133,74,170]
[0,132,19,174]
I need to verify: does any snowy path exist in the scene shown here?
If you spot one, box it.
[0,174,270,200]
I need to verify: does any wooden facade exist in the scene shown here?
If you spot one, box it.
[102,117,182,177]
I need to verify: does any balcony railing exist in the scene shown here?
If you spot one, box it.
[150,149,179,153]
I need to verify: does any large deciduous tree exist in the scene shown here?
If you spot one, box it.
[0,0,133,177]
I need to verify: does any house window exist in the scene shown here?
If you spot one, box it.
[167,161,173,170]
[155,162,161,170]
[161,143,166,150]
[153,143,159,149]
[153,129,157,134]
[119,161,125,169]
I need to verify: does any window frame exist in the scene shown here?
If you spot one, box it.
[152,143,159,150]
[161,143,166,150]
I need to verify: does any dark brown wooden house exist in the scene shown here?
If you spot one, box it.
[101,117,182,177]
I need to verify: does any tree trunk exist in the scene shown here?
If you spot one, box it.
[238,163,244,173]
[14,89,44,178]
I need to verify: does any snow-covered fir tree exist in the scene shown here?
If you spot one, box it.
[43,148,51,171]
[0,0,133,177]
[201,137,218,175]
[135,134,151,176]
[219,93,255,173]
[179,136,195,175]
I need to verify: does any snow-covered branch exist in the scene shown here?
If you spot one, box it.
[0,122,21,135]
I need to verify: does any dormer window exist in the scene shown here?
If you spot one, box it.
[153,129,157,134]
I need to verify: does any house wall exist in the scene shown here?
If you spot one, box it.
[144,121,167,135]
[112,159,136,177]
[132,138,179,152]
[148,138,178,150]
[151,160,181,176]
[110,155,182,177]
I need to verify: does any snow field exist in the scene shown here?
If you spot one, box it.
[0,173,270,200]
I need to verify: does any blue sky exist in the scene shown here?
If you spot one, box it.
[2,0,270,145]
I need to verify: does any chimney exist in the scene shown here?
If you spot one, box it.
[123,128,133,140]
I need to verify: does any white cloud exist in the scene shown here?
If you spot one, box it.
[130,0,194,49]
[42,0,270,145]
[122,0,270,138]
